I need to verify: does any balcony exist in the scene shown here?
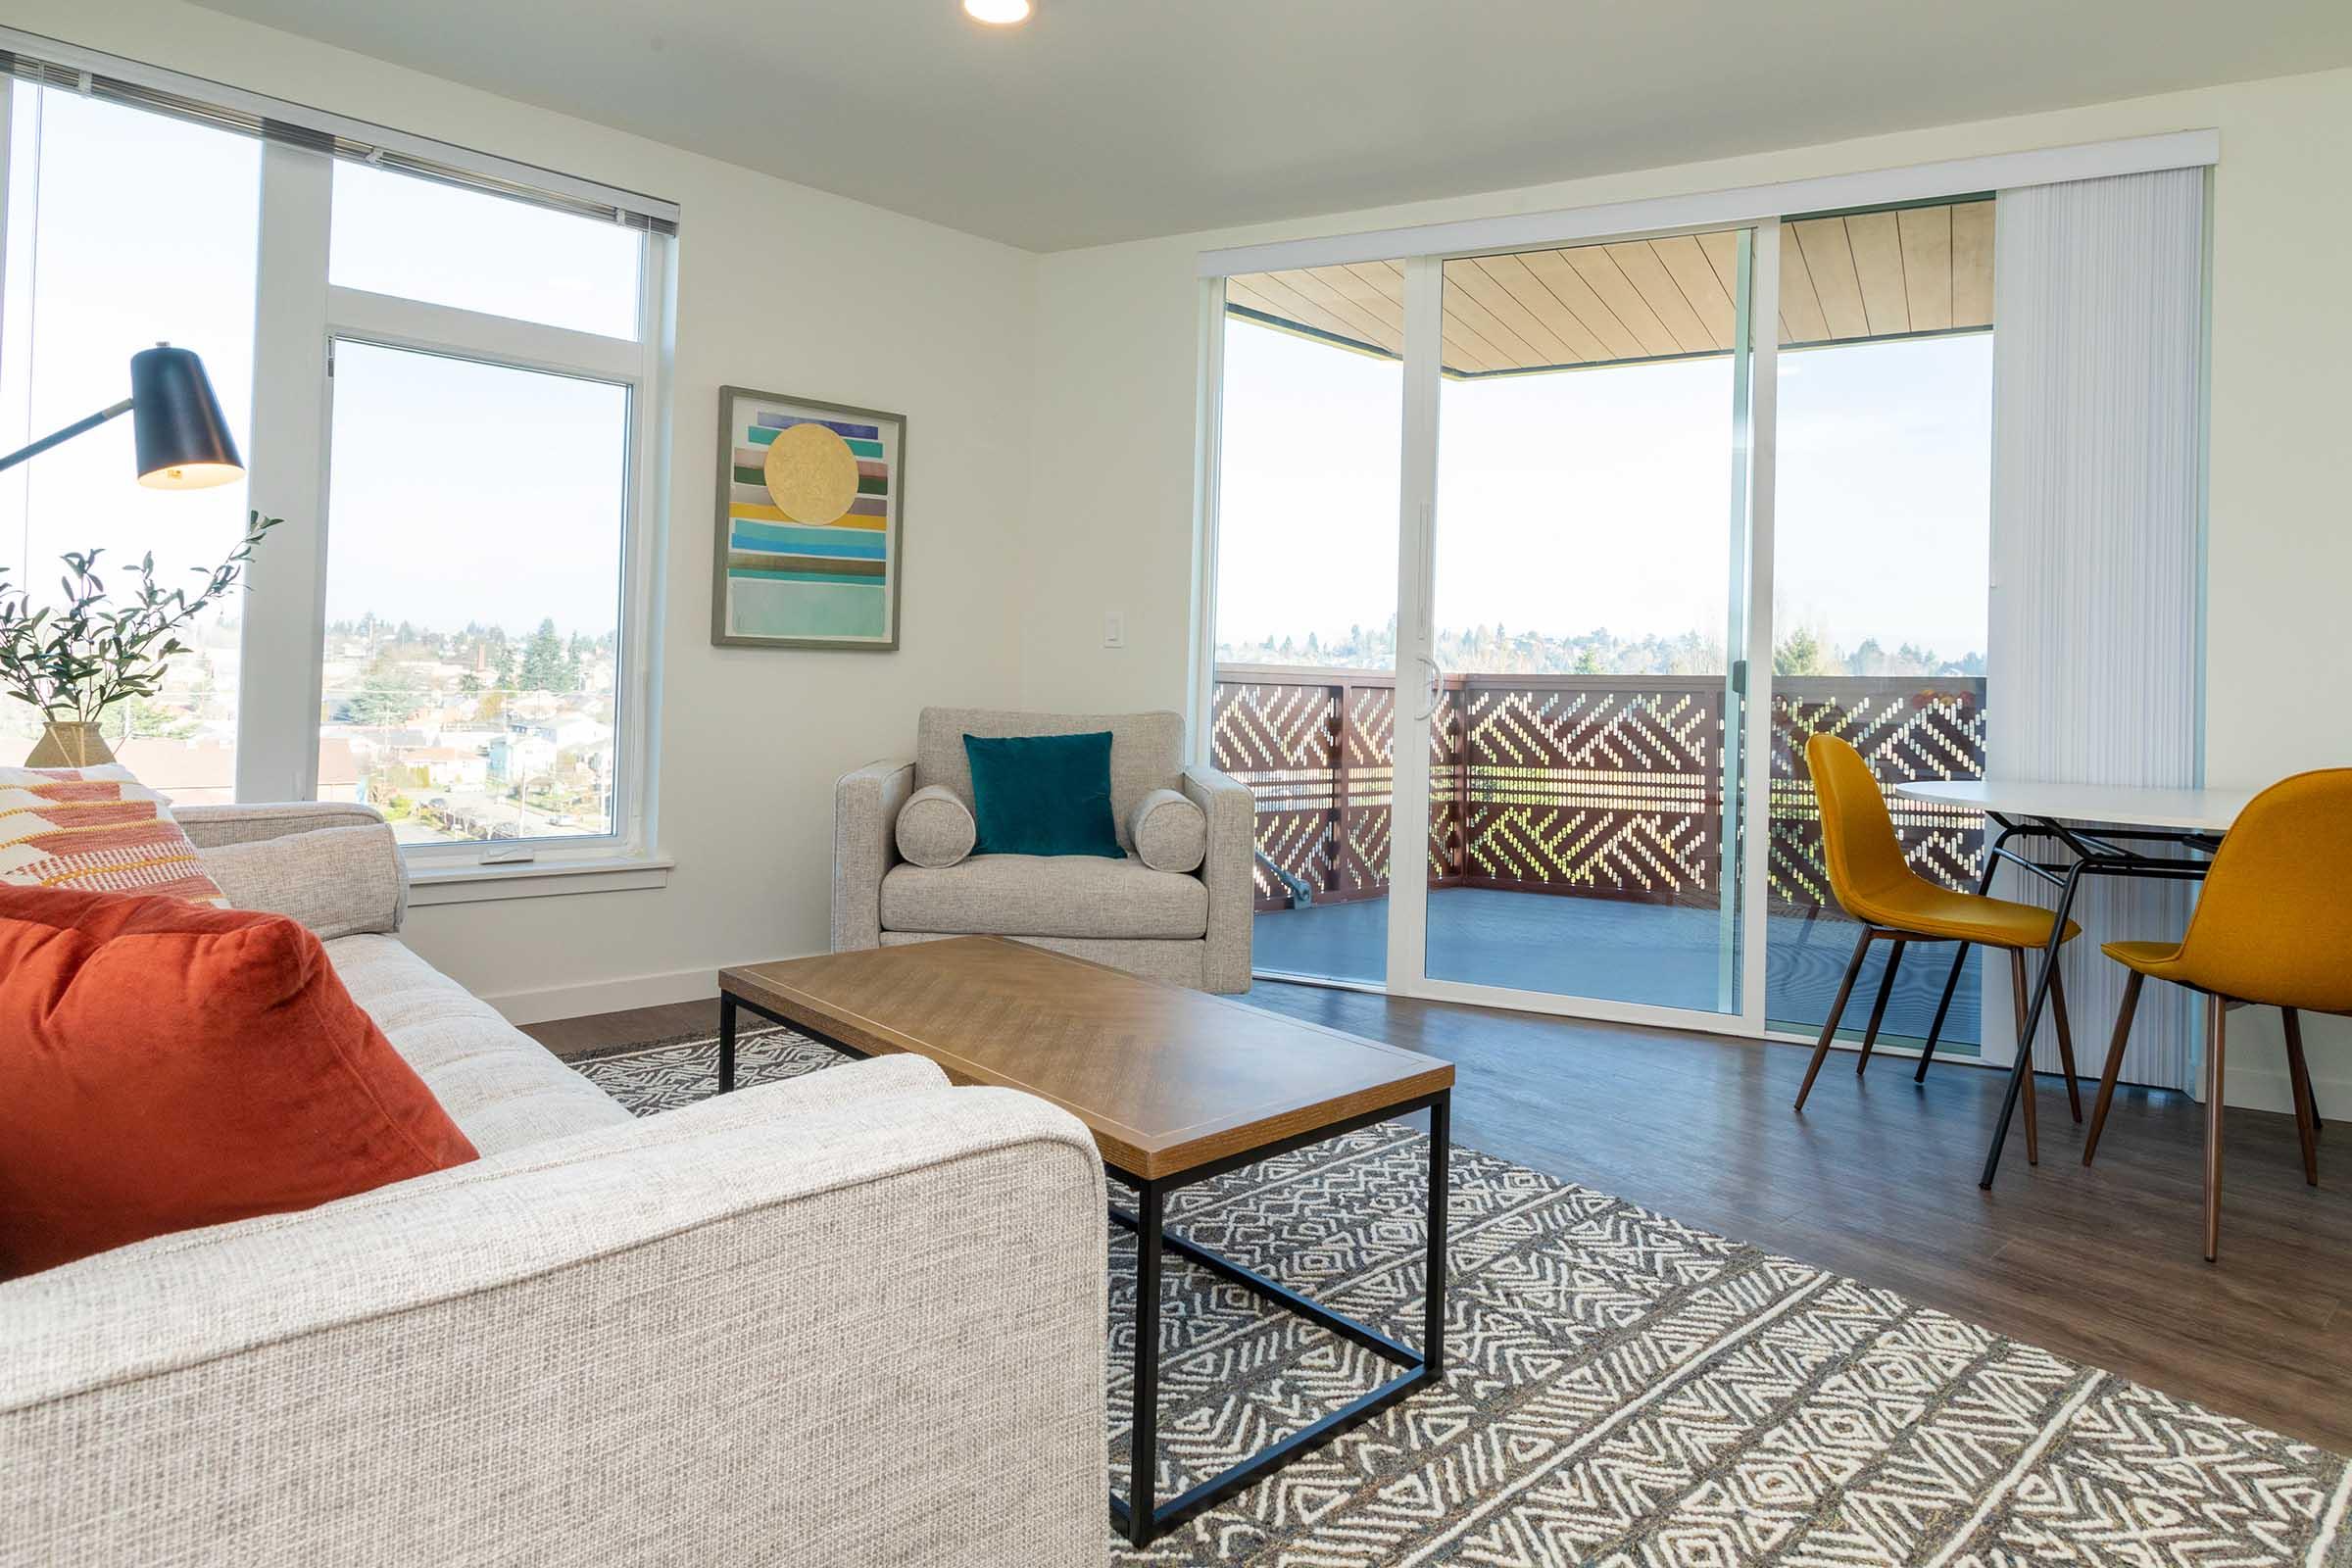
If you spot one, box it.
[1212,663,1989,1046]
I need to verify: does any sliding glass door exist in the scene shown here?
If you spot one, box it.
[1407,230,1760,1015]
[1208,265,1406,985]
[1206,201,1995,1041]
[1764,200,1995,1052]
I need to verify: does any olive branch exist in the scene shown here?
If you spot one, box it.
[0,511,278,725]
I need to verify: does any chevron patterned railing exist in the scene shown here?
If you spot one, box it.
[1212,664,1985,914]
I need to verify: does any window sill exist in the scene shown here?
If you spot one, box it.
[406,852,673,907]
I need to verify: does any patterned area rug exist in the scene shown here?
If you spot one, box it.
[574,1028,2352,1567]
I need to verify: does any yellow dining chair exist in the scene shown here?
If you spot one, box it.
[1794,735,2083,1162]
[2082,768,2352,1261]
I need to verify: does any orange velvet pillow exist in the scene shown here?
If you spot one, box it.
[0,886,478,1278]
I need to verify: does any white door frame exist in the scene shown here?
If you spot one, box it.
[1373,221,1781,1040]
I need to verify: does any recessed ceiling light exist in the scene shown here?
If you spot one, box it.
[963,0,1031,24]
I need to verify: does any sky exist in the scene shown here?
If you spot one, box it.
[1214,310,1992,664]
[0,88,639,643]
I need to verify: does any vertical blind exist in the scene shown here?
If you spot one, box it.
[1984,166,2206,1090]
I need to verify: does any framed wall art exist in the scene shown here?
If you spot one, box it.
[711,386,906,650]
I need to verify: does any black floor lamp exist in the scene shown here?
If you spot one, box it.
[0,342,243,486]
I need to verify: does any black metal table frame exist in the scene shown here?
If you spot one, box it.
[716,988,1451,1548]
[1896,812,2221,1189]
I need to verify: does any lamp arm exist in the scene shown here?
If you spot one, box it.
[0,397,135,475]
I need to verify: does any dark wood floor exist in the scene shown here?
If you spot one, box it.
[523,980,2352,1454]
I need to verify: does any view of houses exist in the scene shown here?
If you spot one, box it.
[315,614,619,844]
[1218,614,1984,679]
[1,609,618,842]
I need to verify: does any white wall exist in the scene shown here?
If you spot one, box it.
[1020,69,2352,1111]
[6,0,1038,1018]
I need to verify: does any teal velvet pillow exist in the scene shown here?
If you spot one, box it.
[962,731,1127,858]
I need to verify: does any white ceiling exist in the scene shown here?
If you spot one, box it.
[195,0,2352,252]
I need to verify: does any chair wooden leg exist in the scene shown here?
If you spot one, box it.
[2009,949,2039,1166]
[2203,993,2228,1261]
[2282,1006,2320,1188]
[2082,969,2142,1166]
[1856,939,1906,1077]
[2047,961,2082,1123]
[1795,929,1874,1112]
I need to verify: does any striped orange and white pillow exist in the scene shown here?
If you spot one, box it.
[0,764,228,906]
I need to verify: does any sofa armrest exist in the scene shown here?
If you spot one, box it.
[0,1062,1109,1567]
[174,800,389,849]
[1183,762,1255,993]
[196,820,408,938]
[833,759,915,951]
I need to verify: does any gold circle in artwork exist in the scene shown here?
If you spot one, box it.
[762,423,860,524]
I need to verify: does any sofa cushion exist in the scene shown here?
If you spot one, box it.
[962,732,1125,858]
[880,855,1208,940]
[200,821,406,938]
[0,764,227,906]
[1130,788,1208,873]
[914,708,1183,853]
[326,934,633,1155]
[0,888,476,1278]
[895,784,976,868]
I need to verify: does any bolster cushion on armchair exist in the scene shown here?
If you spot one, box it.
[895,784,977,868]
[1130,788,1207,874]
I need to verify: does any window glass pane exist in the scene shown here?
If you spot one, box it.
[1425,234,1745,1013]
[0,88,260,803]
[1768,199,1993,1051]
[317,341,627,844]
[1210,291,1404,987]
[329,162,643,339]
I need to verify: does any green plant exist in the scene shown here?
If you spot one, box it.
[0,511,277,726]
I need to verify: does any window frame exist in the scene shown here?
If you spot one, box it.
[256,195,666,871]
[0,74,672,884]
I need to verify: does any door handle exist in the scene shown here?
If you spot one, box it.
[1412,654,1441,723]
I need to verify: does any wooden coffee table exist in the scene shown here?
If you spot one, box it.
[717,937,1454,1546]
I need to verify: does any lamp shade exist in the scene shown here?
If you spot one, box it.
[128,344,243,490]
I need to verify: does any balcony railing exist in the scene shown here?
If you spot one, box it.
[1211,663,1986,915]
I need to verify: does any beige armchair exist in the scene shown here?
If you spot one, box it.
[833,707,1253,992]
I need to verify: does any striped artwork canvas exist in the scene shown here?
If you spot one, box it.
[711,387,906,650]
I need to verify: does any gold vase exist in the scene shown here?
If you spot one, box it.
[24,721,116,769]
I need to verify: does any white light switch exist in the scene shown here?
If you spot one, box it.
[1103,611,1126,649]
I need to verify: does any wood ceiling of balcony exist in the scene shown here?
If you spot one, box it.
[1224,199,1993,377]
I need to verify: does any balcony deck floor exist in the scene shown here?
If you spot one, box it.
[1253,885,1985,1048]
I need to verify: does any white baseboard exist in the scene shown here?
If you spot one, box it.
[478,954,818,1026]
[2208,1062,2352,1120]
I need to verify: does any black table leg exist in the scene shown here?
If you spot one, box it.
[1127,1179,1164,1549]
[1425,1093,1450,1375]
[1980,860,2084,1189]
[1921,822,2024,1082]
[717,992,738,1094]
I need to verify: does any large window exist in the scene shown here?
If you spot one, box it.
[0,58,667,867]
[318,343,630,843]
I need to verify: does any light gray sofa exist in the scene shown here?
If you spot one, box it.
[834,707,1254,993]
[0,803,1109,1568]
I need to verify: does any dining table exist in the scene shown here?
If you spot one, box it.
[1888,778,2256,1189]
